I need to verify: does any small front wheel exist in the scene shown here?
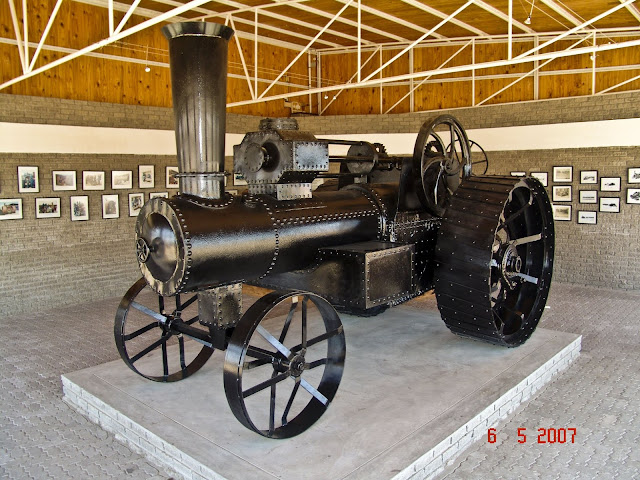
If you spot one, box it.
[224,291,346,438]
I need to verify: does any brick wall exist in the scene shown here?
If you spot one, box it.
[1,91,638,316]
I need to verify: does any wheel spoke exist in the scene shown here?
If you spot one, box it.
[269,373,277,436]
[512,233,542,246]
[301,296,308,348]
[131,301,166,323]
[282,378,301,426]
[306,358,328,370]
[279,301,298,343]
[256,325,292,358]
[291,325,344,353]
[243,372,290,398]
[162,341,169,378]
[158,295,165,314]
[123,321,158,341]
[178,335,187,371]
[184,315,199,325]
[130,334,170,364]
[180,294,198,311]
[515,272,539,284]
[300,378,329,406]
[246,345,281,362]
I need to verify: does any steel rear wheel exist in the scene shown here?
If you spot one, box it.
[434,176,554,347]
[224,291,346,438]
[114,277,214,382]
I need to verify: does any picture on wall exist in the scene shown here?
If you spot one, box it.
[530,172,548,187]
[150,192,168,199]
[83,171,105,190]
[577,211,597,225]
[510,171,526,177]
[599,197,620,213]
[139,165,155,189]
[234,173,248,186]
[628,168,640,184]
[0,198,23,220]
[129,193,144,216]
[35,197,61,219]
[600,177,621,192]
[52,171,77,191]
[580,170,598,184]
[112,171,133,189]
[553,166,573,183]
[579,190,597,204]
[70,196,89,221]
[166,166,179,188]
[102,194,119,219]
[552,186,572,202]
[18,166,39,193]
[552,204,571,221]
[627,188,640,204]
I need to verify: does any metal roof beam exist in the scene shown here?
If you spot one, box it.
[400,0,488,37]
[474,0,535,34]
[539,0,582,26]
[620,0,640,23]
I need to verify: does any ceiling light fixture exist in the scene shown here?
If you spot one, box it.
[524,0,535,25]
[144,46,151,73]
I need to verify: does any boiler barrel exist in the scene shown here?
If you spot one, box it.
[135,189,383,296]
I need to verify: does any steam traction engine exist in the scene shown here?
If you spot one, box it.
[114,22,555,438]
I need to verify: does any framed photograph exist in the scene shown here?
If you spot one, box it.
[628,168,640,184]
[166,166,179,189]
[112,170,133,190]
[599,197,620,213]
[52,170,77,191]
[553,166,573,183]
[129,193,144,217]
[139,165,155,189]
[18,166,39,193]
[627,188,640,204]
[552,204,571,221]
[552,185,572,202]
[102,194,119,219]
[70,196,89,221]
[0,198,23,220]
[233,173,248,186]
[577,211,597,225]
[35,197,61,219]
[530,172,548,187]
[149,192,168,199]
[83,171,105,190]
[580,170,598,184]
[579,190,597,204]
[600,177,621,192]
[510,171,526,177]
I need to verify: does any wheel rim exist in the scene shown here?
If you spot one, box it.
[413,114,472,216]
[490,178,554,343]
[469,140,489,175]
[224,291,346,438]
[114,277,214,382]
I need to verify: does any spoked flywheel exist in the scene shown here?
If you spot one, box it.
[224,290,346,438]
[413,114,473,217]
[114,277,214,381]
[434,176,554,347]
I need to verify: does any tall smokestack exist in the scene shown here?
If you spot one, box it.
[162,22,234,199]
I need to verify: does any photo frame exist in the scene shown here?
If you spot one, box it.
[530,172,548,187]
[627,188,640,204]
[579,190,597,204]
[552,204,571,221]
[129,193,144,216]
[35,197,61,219]
[552,185,572,202]
[577,211,597,225]
[233,173,248,186]
[553,166,573,183]
[510,171,526,177]
[166,166,179,189]
[139,165,155,189]
[600,177,621,192]
[112,171,133,190]
[83,171,105,190]
[52,170,77,191]
[18,166,39,193]
[580,170,598,184]
[0,198,23,220]
[70,196,89,221]
[628,168,640,184]
[599,197,620,213]
[102,194,119,219]
[149,192,168,199]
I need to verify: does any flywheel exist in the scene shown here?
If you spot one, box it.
[434,176,554,347]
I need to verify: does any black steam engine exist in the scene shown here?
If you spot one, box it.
[114,22,555,438]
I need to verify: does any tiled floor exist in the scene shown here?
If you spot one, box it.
[0,282,638,479]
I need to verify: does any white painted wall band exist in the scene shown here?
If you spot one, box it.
[1,118,639,155]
